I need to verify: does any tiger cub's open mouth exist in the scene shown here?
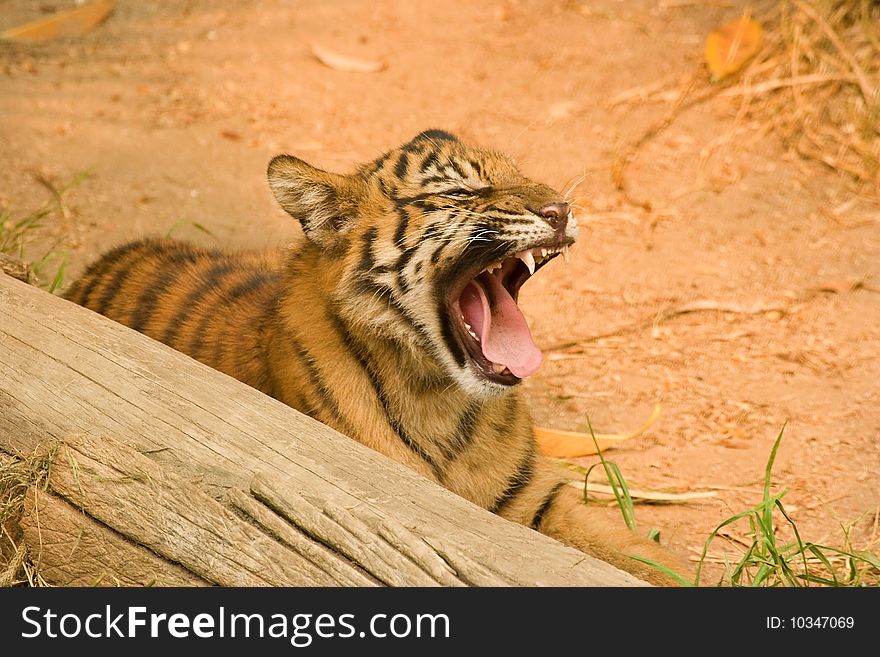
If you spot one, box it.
[447,242,571,386]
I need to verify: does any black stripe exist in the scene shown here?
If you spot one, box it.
[368,151,391,173]
[396,272,411,295]
[393,207,409,247]
[437,400,481,462]
[430,244,445,265]
[468,159,483,179]
[378,177,396,199]
[393,191,435,206]
[448,158,467,180]
[68,240,150,306]
[191,271,274,359]
[94,241,165,316]
[499,395,520,435]
[419,149,440,173]
[358,227,377,274]
[408,199,439,213]
[395,153,409,179]
[436,296,466,367]
[414,129,457,143]
[162,261,236,347]
[394,244,418,294]
[325,310,445,480]
[287,336,358,437]
[256,302,279,398]
[129,249,200,333]
[227,272,277,301]
[209,272,278,364]
[530,482,566,530]
[349,275,426,349]
[489,444,536,514]
[402,139,427,155]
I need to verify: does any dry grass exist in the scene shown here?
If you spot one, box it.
[741,0,880,189]
[611,0,880,206]
[0,450,55,587]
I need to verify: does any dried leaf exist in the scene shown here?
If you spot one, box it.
[811,278,864,294]
[704,15,762,81]
[535,404,662,458]
[1,0,113,43]
[310,43,386,74]
[566,480,717,503]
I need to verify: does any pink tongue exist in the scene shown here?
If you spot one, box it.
[459,274,543,378]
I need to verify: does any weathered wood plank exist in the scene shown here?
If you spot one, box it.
[0,272,645,586]
[250,473,463,586]
[20,488,210,587]
[47,434,361,586]
[226,488,379,586]
[0,253,35,285]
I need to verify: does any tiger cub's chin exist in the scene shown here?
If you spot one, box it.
[66,129,685,585]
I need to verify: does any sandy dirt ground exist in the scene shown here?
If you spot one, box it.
[2,0,878,583]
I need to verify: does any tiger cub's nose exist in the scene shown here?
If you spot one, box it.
[540,202,570,232]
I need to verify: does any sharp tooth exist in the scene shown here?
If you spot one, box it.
[541,248,548,258]
[518,250,536,275]
[492,363,506,374]
[563,245,571,264]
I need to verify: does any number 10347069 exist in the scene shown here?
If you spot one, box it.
[766,617,854,629]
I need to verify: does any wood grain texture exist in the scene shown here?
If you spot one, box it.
[20,487,209,587]
[47,434,360,586]
[0,253,34,285]
[0,272,646,586]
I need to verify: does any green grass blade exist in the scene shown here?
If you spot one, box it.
[805,544,840,586]
[760,425,785,549]
[608,462,637,531]
[582,462,604,503]
[774,498,809,586]
[47,255,67,294]
[625,554,694,587]
[586,417,636,531]
[696,506,761,586]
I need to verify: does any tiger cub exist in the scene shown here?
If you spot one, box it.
[65,130,683,585]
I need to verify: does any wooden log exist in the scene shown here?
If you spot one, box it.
[0,272,645,586]
[20,487,210,587]
[226,488,379,586]
[46,434,372,587]
[0,253,35,285]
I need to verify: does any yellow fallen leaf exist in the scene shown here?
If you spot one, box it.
[704,15,762,81]
[811,278,864,295]
[1,0,113,43]
[310,43,386,74]
[565,480,717,503]
[535,404,662,458]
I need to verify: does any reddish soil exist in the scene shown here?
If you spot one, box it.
[2,0,878,582]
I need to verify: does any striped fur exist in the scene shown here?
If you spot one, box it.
[65,130,683,584]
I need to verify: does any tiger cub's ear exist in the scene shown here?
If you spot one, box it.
[267,154,366,248]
